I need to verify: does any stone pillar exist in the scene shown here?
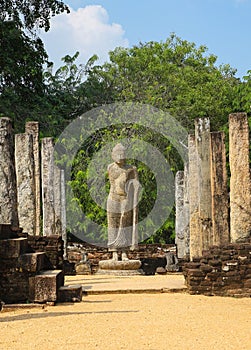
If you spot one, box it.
[229,113,251,242]
[15,133,36,235]
[25,122,41,236]
[41,138,55,236]
[175,167,190,258]
[175,171,185,258]
[188,135,200,259]
[0,118,19,227]
[183,163,190,257]
[61,169,67,259]
[195,118,213,253]
[54,165,62,235]
[210,132,229,245]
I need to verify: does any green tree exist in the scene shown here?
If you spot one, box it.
[233,70,251,115]
[0,0,69,32]
[0,21,47,128]
[85,34,239,131]
[40,53,113,137]
[0,0,69,132]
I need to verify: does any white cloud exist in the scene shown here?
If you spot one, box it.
[40,5,129,69]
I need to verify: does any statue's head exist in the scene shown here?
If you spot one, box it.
[112,143,126,164]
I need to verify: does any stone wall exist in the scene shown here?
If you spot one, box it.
[0,229,65,304]
[0,236,29,303]
[27,235,64,269]
[183,240,251,297]
[67,243,176,274]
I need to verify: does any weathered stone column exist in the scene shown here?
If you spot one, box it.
[195,118,213,253]
[229,113,251,242]
[188,135,200,259]
[54,165,62,235]
[175,171,185,258]
[15,133,36,235]
[41,137,55,236]
[25,122,41,235]
[183,163,190,257]
[175,167,190,258]
[61,169,67,259]
[210,132,229,245]
[0,118,19,227]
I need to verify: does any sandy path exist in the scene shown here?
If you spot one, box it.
[0,293,250,350]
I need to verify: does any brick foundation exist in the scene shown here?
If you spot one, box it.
[183,241,251,297]
[27,235,64,269]
[67,243,176,274]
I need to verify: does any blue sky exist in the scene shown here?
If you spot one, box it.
[41,0,251,78]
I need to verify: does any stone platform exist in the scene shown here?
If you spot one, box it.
[97,259,142,275]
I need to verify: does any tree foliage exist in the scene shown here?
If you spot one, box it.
[0,21,47,127]
[0,0,69,32]
[0,0,69,131]
[233,70,251,114]
[84,34,239,131]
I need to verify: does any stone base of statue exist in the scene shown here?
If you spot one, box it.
[97,259,143,275]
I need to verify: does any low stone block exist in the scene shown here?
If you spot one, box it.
[58,284,82,302]
[99,260,141,270]
[75,262,91,275]
[140,257,166,275]
[29,270,64,303]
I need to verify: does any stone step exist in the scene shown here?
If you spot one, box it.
[0,237,27,258]
[29,270,64,303]
[58,284,83,303]
[19,252,46,272]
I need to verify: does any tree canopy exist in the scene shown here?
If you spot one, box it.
[0,0,69,32]
[84,34,239,131]
[0,0,69,131]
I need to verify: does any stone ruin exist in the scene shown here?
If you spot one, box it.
[0,112,250,302]
[175,113,251,296]
[0,118,81,304]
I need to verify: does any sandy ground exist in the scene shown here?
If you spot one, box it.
[0,291,250,350]
[68,274,187,293]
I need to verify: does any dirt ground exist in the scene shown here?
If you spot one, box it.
[0,292,250,350]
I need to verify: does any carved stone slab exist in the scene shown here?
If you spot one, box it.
[97,259,143,275]
[99,259,141,270]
